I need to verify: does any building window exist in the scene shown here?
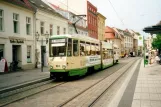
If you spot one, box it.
[0,44,4,60]
[57,26,60,35]
[50,24,53,36]
[27,46,31,63]
[40,22,44,35]
[13,13,19,33]
[0,9,4,31]
[63,28,66,34]
[26,17,31,35]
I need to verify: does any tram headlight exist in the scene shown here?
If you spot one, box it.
[50,66,53,69]
[62,65,66,69]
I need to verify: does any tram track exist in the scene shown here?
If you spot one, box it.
[0,78,66,107]
[0,58,138,107]
[88,59,141,107]
[58,58,139,107]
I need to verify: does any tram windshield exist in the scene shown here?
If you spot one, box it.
[49,38,67,57]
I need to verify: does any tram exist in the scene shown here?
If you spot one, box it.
[48,34,119,79]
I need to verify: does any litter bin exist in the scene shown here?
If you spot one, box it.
[144,59,148,65]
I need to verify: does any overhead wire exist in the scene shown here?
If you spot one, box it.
[107,0,125,27]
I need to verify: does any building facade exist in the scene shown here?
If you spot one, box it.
[50,3,88,36]
[30,0,68,68]
[0,0,36,69]
[104,26,122,57]
[123,29,134,54]
[97,12,106,40]
[87,1,98,39]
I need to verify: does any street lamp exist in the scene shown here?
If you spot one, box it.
[35,32,40,68]
[35,31,49,72]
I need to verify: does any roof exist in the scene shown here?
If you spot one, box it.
[50,34,100,43]
[97,12,106,19]
[105,26,115,39]
[29,0,67,20]
[2,0,36,12]
[143,21,161,34]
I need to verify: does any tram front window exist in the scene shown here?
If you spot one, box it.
[49,39,67,57]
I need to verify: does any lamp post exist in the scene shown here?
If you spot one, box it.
[35,31,49,72]
[35,32,40,68]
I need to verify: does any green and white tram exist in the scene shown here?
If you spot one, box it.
[48,34,118,79]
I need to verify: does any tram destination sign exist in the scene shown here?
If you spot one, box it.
[51,39,66,43]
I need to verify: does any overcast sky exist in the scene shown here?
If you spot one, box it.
[47,0,161,36]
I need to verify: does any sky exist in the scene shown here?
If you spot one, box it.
[47,0,161,36]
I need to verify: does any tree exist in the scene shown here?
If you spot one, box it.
[152,34,161,54]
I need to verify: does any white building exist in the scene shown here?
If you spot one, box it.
[30,0,68,67]
[0,0,36,69]
[49,3,88,36]
[123,30,134,54]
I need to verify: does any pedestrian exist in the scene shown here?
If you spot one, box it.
[155,55,160,64]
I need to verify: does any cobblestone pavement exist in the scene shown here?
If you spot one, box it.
[3,58,136,107]
[132,60,161,107]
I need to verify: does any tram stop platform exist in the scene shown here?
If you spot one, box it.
[109,59,161,107]
[0,67,49,90]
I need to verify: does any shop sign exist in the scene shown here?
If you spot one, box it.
[10,39,24,43]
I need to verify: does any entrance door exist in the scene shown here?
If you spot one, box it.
[0,44,4,60]
[41,46,46,67]
[12,45,21,63]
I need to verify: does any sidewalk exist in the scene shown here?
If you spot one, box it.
[0,67,50,90]
[132,60,161,107]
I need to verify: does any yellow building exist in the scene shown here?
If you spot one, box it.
[97,12,106,40]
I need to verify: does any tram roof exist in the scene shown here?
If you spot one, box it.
[50,34,100,43]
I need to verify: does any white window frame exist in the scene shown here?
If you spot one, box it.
[13,13,19,33]
[50,24,53,36]
[40,21,44,35]
[26,17,31,35]
[63,28,66,34]
[57,26,60,35]
[0,9,4,31]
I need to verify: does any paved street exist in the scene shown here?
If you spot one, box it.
[1,58,135,107]
[0,68,49,89]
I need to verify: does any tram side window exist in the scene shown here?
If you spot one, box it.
[73,40,79,56]
[80,41,85,56]
[86,42,90,56]
[90,43,95,55]
[103,48,108,59]
[67,38,72,56]
[95,44,100,55]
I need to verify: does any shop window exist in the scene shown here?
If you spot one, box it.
[73,40,79,56]
[27,46,31,63]
[0,44,4,60]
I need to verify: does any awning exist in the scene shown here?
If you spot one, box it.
[143,22,161,34]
